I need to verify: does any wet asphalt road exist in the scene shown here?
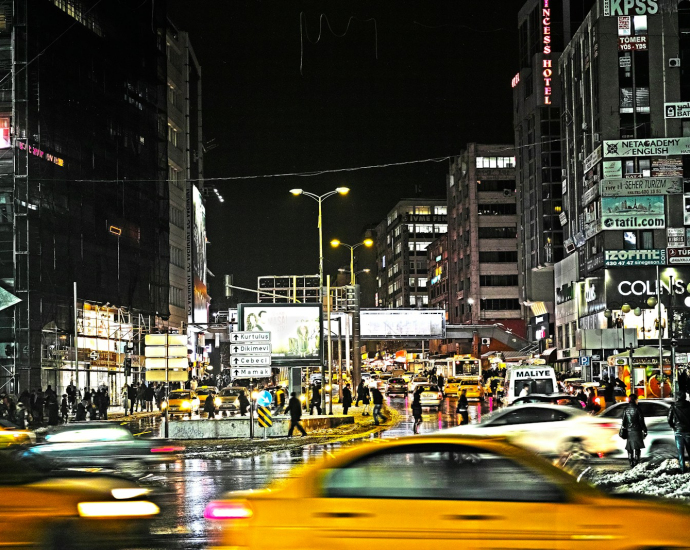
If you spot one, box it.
[141,394,497,549]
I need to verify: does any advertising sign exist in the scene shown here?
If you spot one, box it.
[603,160,622,179]
[601,196,665,230]
[186,185,209,324]
[665,103,690,119]
[652,158,683,177]
[668,228,685,247]
[618,35,647,51]
[603,0,659,16]
[600,177,682,196]
[583,146,602,173]
[238,303,323,367]
[580,277,606,317]
[605,249,666,266]
[605,267,690,304]
[604,138,690,157]
[667,248,690,264]
[360,309,445,340]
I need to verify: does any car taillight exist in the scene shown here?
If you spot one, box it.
[437,392,443,399]
[598,423,618,430]
[594,397,602,406]
[204,500,253,520]
[151,446,185,453]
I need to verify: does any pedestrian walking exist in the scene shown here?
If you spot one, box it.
[75,398,87,421]
[668,390,690,473]
[204,391,217,419]
[411,386,423,434]
[122,384,129,415]
[137,383,146,412]
[310,384,322,415]
[127,383,137,415]
[98,388,109,420]
[355,380,365,406]
[16,403,28,429]
[145,383,155,412]
[285,392,307,437]
[47,394,59,426]
[437,373,445,393]
[238,391,250,416]
[371,387,387,426]
[60,394,69,423]
[621,394,647,468]
[275,386,286,411]
[456,388,469,425]
[342,384,353,415]
[361,385,371,416]
[66,381,76,410]
[156,384,166,411]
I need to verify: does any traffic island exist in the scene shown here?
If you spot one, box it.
[167,414,354,439]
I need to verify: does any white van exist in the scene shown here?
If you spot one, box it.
[503,366,558,405]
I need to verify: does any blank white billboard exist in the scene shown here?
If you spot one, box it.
[360,309,445,340]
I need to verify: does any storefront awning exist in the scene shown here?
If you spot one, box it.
[541,347,557,360]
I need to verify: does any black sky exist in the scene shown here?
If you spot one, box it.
[166,0,525,304]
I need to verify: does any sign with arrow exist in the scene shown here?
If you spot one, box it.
[231,355,271,367]
[230,331,270,343]
[231,366,271,379]
[230,343,271,355]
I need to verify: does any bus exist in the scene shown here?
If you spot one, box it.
[453,355,481,377]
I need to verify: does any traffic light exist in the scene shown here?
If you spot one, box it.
[123,357,132,377]
[344,285,360,312]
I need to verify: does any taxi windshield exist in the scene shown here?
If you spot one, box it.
[170,391,193,399]
[220,389,244,397]
[420,385,440,392]
[460,380,479,385]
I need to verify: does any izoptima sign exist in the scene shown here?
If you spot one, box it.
[603,0,658,16]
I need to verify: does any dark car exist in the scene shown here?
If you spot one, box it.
[22,422,182,475]
[387,377,409,395]
[510,393,585,409]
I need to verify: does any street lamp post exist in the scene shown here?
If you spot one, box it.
[339,267,371,284]
[290,187,349,411]
[330,238,374,286]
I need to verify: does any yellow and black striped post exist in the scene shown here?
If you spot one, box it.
[257,406,272,439]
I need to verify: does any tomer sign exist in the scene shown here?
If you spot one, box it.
[603,0,659,16]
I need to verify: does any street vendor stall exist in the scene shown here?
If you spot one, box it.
[607,345,673,398]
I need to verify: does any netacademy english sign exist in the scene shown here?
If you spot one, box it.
[604,138,690,157]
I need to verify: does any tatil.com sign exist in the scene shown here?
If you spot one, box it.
[601,196,665,230]
[604,138,690,157]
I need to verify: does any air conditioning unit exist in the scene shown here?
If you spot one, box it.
[593,133,601,142]
[669,58,681,68]
[503,189,513,197]
[481,338,491,345]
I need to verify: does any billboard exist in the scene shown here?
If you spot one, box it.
[604,138,690,157]
[604,249,666,266]
[360,309,445,340]
[600,177,682,196]
[238,303,323,366]
[601,196,665,230]
[189,185,209,324]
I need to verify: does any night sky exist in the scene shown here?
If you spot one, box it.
[166,0,525,304]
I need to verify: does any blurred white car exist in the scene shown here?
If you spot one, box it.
[443,403,620,457]
[416,384,444,410]
[409,376,429,394]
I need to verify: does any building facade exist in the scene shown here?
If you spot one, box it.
[447,144,524,336]
[555,1,688,378]
[374,199,447,309]
[166,21,208,371]
[0,0,172,396]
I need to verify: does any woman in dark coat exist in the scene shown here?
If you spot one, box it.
[342,384,353,415]
[238,391,250,416]
[356,380,366,406]
[411,386,423,434]
[456,388,469,425]
[621,394,647,467]
[361,384,371,416]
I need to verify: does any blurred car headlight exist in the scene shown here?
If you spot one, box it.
[78,500,159,517]
[111,488,150,500]
[181,400,191,409]
[161,401,167,410]
[214,397,222,407]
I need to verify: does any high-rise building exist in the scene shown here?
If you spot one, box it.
[166,20,208,371]
[374,199,447,309]
[0,1,169,395]
[447,144,524,336]
[513,0,596,346]
[556,2,688,375]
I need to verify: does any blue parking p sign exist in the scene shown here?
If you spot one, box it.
[579,356,591,367]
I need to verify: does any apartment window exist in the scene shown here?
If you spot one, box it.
[168,165,184,189]
[434,206,447,215]
[476,157,516,169]
[170,206,184,228]
[477,204,517,216]
[480,298,520,311]
[410,295,416,305]
[476,180,517,192]
[478,227,517,239]
[434,225,448,233]
[408,241,433,252]
[480,275,519,286]
[170,245,185,268]
[168,123,180,147]
[169,286,185,308]
[478,251,518,263]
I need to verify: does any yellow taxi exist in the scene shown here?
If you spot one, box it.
[166,389,200,418]
[442,377,463,397]
[0,449,159,547]
[457,376,485,400]
[0,419,35,448]
[205,434,690,549]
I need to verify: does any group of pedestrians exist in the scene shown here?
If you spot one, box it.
[122,381,165,415]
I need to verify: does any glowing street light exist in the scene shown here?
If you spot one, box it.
[330,238,373,286]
